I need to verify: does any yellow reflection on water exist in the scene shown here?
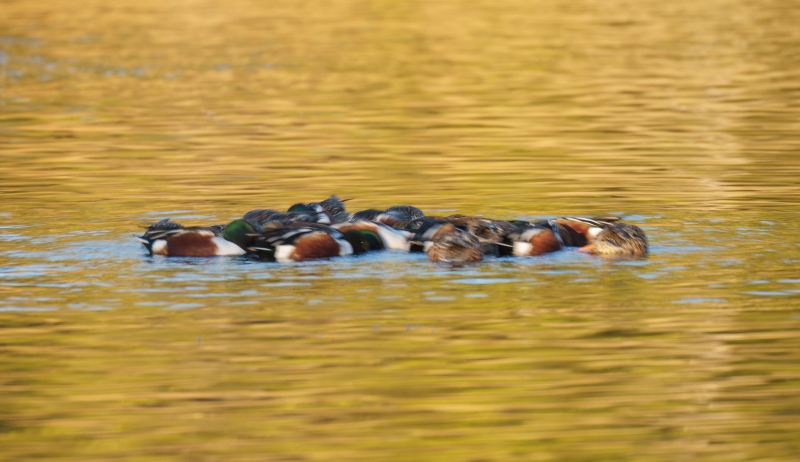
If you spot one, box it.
[3,0,800,460]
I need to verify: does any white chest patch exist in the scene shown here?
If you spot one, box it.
[152,240,168,255]
[275,245,296,262]
[337,239,354,256]
[513,241,534,256]
[211,237,247,256]
[377,227,412,251]
[588,227,604,239]
[518,228,544,242]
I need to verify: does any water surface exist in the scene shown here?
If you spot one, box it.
[2,0,800,460]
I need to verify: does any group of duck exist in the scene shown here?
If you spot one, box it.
[137,195,649,264]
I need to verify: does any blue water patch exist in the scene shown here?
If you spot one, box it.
[451,278,520,285]
[35,282,81,289]
[261,282,312,287]
[0,267,51,278]
[660,266,686,271]
[743,291,793,297]
[123,288,176,293]
[135,301,169,307]
[672,298,728,304]
[65,230,111,236]
[623,214,660,221]
[613,260,651,267]
[538,270,581,275]
[637,273,660,280]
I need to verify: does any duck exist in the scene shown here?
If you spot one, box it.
[332,221,415,251]
[427,229,483,264]
[432,214,516,256]
[578,222,648,258]
[351,204,424,229]
[508,217,648,257]
[138,199,649,261]
[242,208,321,227]
[137,219,255,257]
[504,220,566,256]
[288,195,351,224]
[247,223,359,262]
[552,217,620,247]
[398,217,487,263]
[384,205,425,221]
[403,218,462,253]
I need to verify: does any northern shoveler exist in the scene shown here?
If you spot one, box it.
[552,217,621,247]
[137,219,254,257]
[384,205,424,221]
[288,195,351,224]
[430,215,516,256]
[398,217,490,263]
[578,222,648,258]
[351,205,424,229]
[534,217,649,258]
[137,200,649,261]
[505,220,566,257]
[243,209,321,227]
[405,218,461,252]
[351,209,384,222]
[247,224,356,262]
[332,221,414,251]
[427,229,483,264]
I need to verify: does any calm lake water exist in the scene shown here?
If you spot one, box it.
[3,0,800,460]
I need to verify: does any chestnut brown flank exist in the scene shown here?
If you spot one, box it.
[292,233,340,261]
[554,219,591,247]
[528,230,561,255]
[165,233,217,256]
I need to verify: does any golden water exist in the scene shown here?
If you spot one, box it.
[2,0,800,460]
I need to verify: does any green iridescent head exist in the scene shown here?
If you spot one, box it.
[341,230,370,255]
[222,219,256,248]
[359,230,384,251]
[287,203,315,214]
